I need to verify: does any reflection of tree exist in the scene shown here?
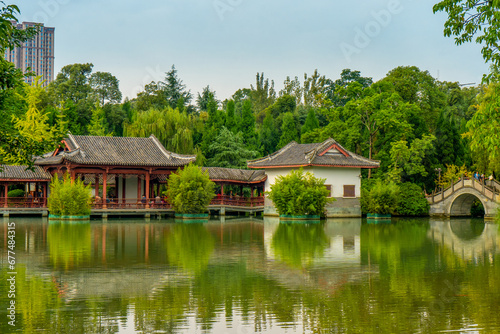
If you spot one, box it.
[271,223,329,268]
[133,285,191,333]
[47,221,91,270]
[166,223,214,273]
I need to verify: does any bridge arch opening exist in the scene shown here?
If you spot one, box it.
[449,193,485,217]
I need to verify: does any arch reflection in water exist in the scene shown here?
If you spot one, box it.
[48,221,91,270]
[428,218,499,264]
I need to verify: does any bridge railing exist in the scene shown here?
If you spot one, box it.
[427,177,499,204]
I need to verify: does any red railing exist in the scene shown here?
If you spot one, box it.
[0,197,47,208]
[91,198,172,210]
[0,196,265,210]
[210,195,264,207]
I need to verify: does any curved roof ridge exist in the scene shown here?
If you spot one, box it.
[248,141,298,165]
[149,134,171,159]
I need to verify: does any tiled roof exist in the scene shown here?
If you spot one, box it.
[202,167,267,183]
[155,167,267,184]
[0,165,52,180]
[247,138,380,169]
[36,134,196,167]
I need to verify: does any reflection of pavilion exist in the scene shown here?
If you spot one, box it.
[262,217,375,294]
[1,218,375,303]
[428,219,499,264]
[264,217,362,267]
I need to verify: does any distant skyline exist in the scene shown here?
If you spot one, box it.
[20,0,489,101]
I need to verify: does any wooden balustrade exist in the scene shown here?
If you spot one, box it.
[0,197,47,208]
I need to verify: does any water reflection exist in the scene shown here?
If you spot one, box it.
[0,217,500,333]
[166,223,214,273]
[271,222,329,267]
[48,221,91,270]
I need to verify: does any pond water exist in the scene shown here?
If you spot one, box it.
[1,216,499,333]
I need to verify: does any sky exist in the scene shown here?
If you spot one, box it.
[19,0,490,101]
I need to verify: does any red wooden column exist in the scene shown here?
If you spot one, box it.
[102,172,108,209]
[122,177,126,204]
[43,182,47,207]
[137,175,141,202]
[4,183,8,208]
[94,174,99,198]
[145,173,150,209]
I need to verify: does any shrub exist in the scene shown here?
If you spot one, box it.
[48,174,92,216]
[166,163,216,214]
[267,168,332,216]
[7,189,25,198]
[395,182,429,216]
[361,179,399,215]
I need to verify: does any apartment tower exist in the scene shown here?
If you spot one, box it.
[3,21,55,86]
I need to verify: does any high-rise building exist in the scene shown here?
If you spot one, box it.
[3,21,55,86]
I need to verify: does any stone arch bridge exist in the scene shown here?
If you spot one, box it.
[427,178,500,219]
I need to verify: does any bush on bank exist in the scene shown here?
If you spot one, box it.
[48,174,92,216]
[361,180,429,216]
[166,163,216,214]
[267,168,332,216]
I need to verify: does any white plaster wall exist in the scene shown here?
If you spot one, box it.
[264,167,361,198]
[125,176,139,200]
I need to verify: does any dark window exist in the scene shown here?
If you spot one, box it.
[325,185,332,197]
[343,185,355,198]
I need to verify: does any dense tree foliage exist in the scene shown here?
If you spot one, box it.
[1,2,491,205]
[166,163,215,214]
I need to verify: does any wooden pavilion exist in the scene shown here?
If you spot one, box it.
[35,134,196,209]
[0,165,52,208]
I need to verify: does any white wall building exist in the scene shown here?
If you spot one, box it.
[247,138,379,217]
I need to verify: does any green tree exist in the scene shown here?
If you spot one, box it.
[267,168,332,216]
[324,69,373,106]
[161,64,192,109]
[435,110,465,166]
[239,99,257,148]
[278,112,299,148]
[225,99,237,132]
[258,111,279,155]
[257,94,296,124]
[207,127,257,168]
[433,0,500,74]
[166,163,215,214]
[87,105,112,136]
[0,2,39,53]
[361,179,399,215]
[300,108,319,140]
[196,85,217,112]
[250,72,276,114]
[387,134,436,183]
[463,83,500,174]
[89,71,122,105]
[124,107,198,154]
[303,69,327,107]
[395,183,429,216]
[1,79,64,166]
[279,76,302,105]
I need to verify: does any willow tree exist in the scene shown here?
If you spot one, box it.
[124,107,199,154]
